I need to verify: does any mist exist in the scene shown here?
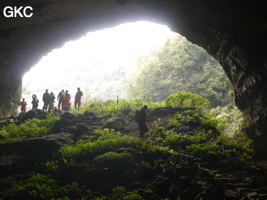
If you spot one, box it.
[22,21,177,111]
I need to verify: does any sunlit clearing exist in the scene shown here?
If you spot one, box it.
[22,21,177,109]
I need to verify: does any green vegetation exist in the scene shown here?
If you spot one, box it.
[0,96,255,199]
[123,33,242,135]
[110,186,144,200]
[127,34,230,107]
[70,98,164,116]
[157,110,254,162]
[95,151,133,161]
[0,113,60,143]
[164,91,210,111]
[0,48,253,200]
[2,173,84,200]
[58,131,139,161]
[51,128,178,168]
[4,30,257,199]
[210,105,243,135]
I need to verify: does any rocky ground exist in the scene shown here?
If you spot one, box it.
[0,108,267,199]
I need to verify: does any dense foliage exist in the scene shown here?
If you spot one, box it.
[0,92,255,199]
[2,173,83,200]
[127,34,230,107]
[164,91,210,111]
[0,113,60,143]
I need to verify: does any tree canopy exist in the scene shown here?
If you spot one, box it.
[127,34,231,107]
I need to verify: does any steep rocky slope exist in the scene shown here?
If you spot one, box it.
[0,108,267,199]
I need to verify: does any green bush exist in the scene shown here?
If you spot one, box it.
[123,189,143,200]
[4,173,83,200]
[57,128,179,164]
[210,105,243,135]
[163,133,182,147]
[94,128,122,137]
[163,131,208,149]
[95,151,133,161]
[139,140,178,156]
[0,113,60,142]
[217,131,255,162]
[164,91,210,111]
[186,143,219,157]
[110,186,127,200]
[58,132,139,161]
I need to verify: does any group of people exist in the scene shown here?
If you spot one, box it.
[20,89,149,138]
[19,87,83,112]
[54,88,83,111]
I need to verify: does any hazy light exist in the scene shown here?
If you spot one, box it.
[22,21,177,108]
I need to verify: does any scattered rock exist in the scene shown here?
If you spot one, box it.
[21,109,46,122]
[102,116,126,131]
[0,108,267,199]
[50,119,72,133]
[61,112,75,120]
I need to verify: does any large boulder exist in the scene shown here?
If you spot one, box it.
[103,116,127,131]
[21,109,46,122]
[0,133,73,177]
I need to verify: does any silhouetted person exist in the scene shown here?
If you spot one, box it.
[136,105,148,138]
[74,87,83,109]
[48,92,55,112]
[19,98,27,112]
[31,94,39,110]
[42,89,50,111]
[63,90,71,110]
[57,89,65,110]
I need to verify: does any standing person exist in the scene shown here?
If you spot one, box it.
[63,90,71,110]
[19,98,27,112]
[31,94,39,110]
[48,92,55,112]
[42,89,50,111]
[57,89,65,110]
[135,105,148,138]
[74,87,83,109]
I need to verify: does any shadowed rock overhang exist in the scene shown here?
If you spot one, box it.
[0,0,267,158]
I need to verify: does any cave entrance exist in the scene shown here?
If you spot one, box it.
[21,20,240,135]
[22,21,176,109]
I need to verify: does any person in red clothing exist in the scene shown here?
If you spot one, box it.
[136,105,148,138]
[19,98,27,112]
[74,87,83,109]
[63,90,71,110]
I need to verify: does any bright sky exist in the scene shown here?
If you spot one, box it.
[23,21,176,85]
[21,21,177,109]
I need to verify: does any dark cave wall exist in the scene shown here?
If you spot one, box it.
[216,39,267,158]
[0,69,22,116]
[0,0,267,158]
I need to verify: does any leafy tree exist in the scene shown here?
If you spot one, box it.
[127,34,231,107]
[164,91,210,111]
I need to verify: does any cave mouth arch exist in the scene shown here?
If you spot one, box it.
[1,0,267,159]
[22,20,239,135]
[22,20,229,109]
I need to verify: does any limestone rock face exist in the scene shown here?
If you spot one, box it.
[0,1,267,158]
